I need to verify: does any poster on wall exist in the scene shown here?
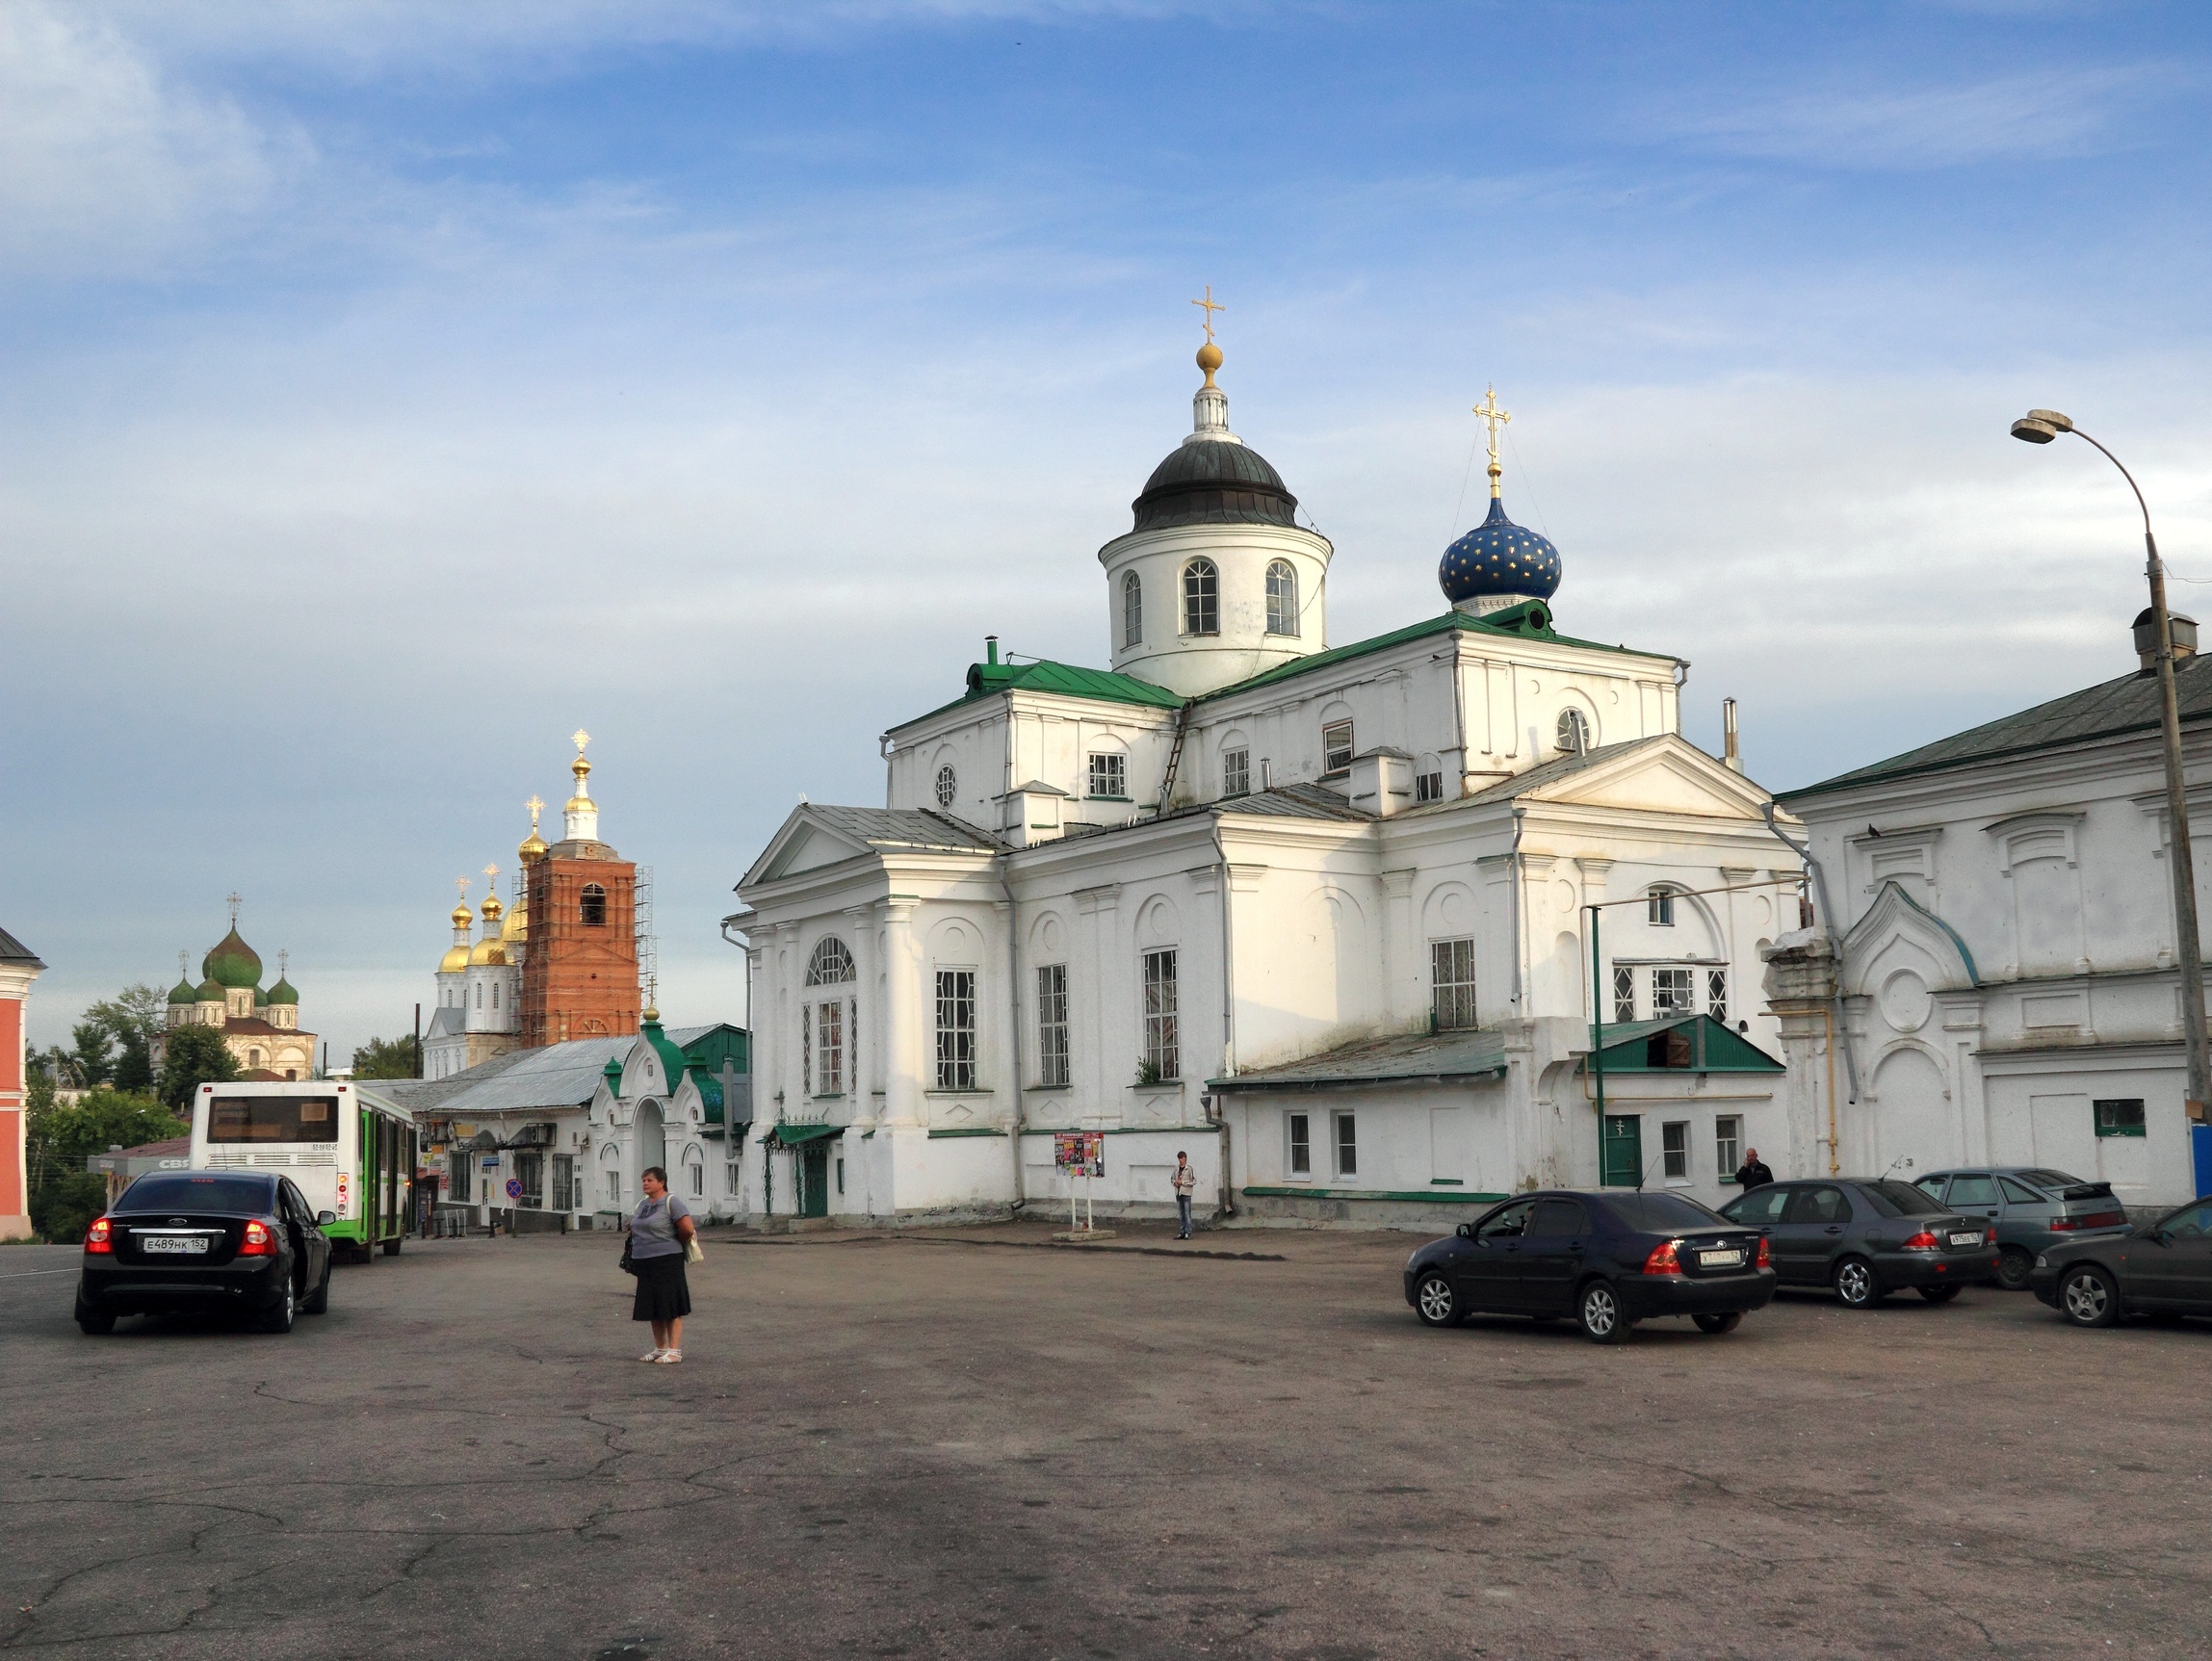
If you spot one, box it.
[1053,1132,1104,1178]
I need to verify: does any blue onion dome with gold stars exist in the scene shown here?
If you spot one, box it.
[1441,496,1562,605]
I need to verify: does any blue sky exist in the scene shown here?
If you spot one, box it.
[6,0,2210,1055]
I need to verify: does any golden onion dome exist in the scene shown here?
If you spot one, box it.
[469,938,507,967]
[439,944,471,974]
[502,900,528,944]
[519,828,549,864]
[451,900,472,927]
[481,893,505,922]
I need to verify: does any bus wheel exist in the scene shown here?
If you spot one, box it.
[380,1236,402,1257]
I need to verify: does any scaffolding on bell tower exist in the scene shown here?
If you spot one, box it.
[633,865,656,998]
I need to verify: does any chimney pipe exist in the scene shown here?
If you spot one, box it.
[985,635,1000,666]
[1722,697,1744,774]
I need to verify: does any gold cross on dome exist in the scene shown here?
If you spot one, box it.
[226,891,242,925]
[571,729,590,754]
[526,794,544,828]
[483,864,499,886]
[455,876,470,901]
[1190,285,1224,344]
[1473,384,1512,497]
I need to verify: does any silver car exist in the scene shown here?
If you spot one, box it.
[1915,1167,2131,1291]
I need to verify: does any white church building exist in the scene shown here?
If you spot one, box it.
[729,341,1806,1229]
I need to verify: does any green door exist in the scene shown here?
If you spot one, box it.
[1601,1115,1644,1187]
[800,1144,829,1219]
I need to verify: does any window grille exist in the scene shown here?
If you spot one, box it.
[1706,968,1729,1025]
[934,765,956,810]
[606,1168,621,1204]
[1648,888,1675,925]
[1652,966,1694,1017]
[1612,964,1634,1024]
[1415,770,1444,802]
[725,1162,742,1194]
[1661,1122,1689,1181]
[1182,559,1219,636]
[1288,1112,1312,1176]
[816,999,844,1095]
[1334,1111,1358,1177]
[1142,948,1180,1080]
[1222,746,1250,798]
[1557,708,1591,756]
[805,937,856,986]
[687,1161,704,1198]
[1122,570,1142,648]
[1036,964,1070,1087]
[449,1150,472,1204]
[1265,560,1299,636]
[1430,938,1477,1030]
[935,969,977,1091]
[1322,720,1354,774]
[515,1150,544,1207]
[1088,752,1127,799]
[800,1004,812,1096]
[1715,1115,1742,1179]
[580,883,607,926]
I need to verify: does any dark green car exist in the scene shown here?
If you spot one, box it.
[1914,1168,2130,1290]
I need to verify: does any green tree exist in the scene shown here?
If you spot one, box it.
[351,1035,419,1079]
[24,1086,187,1243]
[159,1023,239,1111]
[71,985,165,1091]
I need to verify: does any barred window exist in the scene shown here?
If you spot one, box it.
[1036,964,1070,1087]
[1265,559,1299,636]
[1142,948,1180,1080]
[1122,569,1143,648]
[935,969,977,1091]
[1430,938,1477,1031]
[934,766,957,810]
[1652,966,1694,1017]
[1322,720,1354,774]
[805,936,856,985]
[1088,752,1128,799]
[1612,964,1634,1025]
[1182,558,1219,636]
[800,1003,812,1096]
[815,999,844,1095]
[1706,968,1729,1025]
[1222,746,1250,798]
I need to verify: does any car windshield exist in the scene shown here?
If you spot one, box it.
[117,1173,274,1213]
[1604,1193,1730,1232]
[2019,1170,2086,1192]
[1861,1180,1948,1217]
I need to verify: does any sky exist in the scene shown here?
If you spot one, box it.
[6,0,2211,1057]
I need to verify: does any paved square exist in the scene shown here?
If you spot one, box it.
[3,1224,2208,1659]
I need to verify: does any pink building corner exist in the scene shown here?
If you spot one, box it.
[0,926,45,1240]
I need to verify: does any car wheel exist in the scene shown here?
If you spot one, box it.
[1413,1272,1462,1328]
[1995,1247,2035,1291]
[1692,1311,1742,1335]
[76,1311,116,1336]
[1577,1280,1631,1345]
[2059,1265,2120,1329]
[258,1279,296,1335]
[1834,1256,1884,1309]
[302,1262,330,1315]
[1919,1285,1962,1304]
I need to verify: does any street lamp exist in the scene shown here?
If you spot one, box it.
[2013,408,2210,1122]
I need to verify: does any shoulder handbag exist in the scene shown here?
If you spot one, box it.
[683,1218,705,1266]
[618,1229,638,1277]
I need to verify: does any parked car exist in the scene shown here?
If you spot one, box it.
[75,1171,334,1336]
[1719,1178,1997,1308]
[2030,1195,2212,1327]
[1914,1166,2131,1290]
[1404,1189,1774,1344]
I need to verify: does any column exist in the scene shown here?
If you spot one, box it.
[846,905,876,1128]
[882,897,923,1127]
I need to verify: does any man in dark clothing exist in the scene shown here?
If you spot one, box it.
[1735,1149,1775,1190]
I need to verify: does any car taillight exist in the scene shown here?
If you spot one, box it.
[1642,1240,1683,1276]
[1756,1234,1771,1269]
[238,1219,275,1258]
[1902,1230,1940,1251]
[84,1216,113,1254]
[2066,1211,2123,1230]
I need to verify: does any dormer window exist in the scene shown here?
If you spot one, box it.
[1182,559,1219,636]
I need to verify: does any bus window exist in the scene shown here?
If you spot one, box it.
[207,1095,341,1143]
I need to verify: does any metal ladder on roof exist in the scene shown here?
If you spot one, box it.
[1154,700,1198,814]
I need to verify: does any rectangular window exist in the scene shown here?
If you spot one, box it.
[514,1149,543,1208]
[1661,1121,1689,1181]
[1648,889,1675,925]
[1288,1111,1311,1176]
[836,1156,846,1195]
[1652,966,1694,1018]
[1430,938,1477,1031]
[449,1150,472,1204]
[725,1162,742,1194]
[1612,964,1635,1025]
[935,970,978,1091]
[1222,746,1250,798]
[553,1153,574,1210]
[816,999,844,1095]
[1142,948,1180,1081]
[1088,752,1128,799]
[606,1168,621,1204]
[1036,964,1070,1087]
[687,1160,704,1198]
[1415,770,1444,803]
[1334,1111,1358,1178]
[2095,1098,2147,1137]
[800,1004,812,1097]
[205,1095,340,1144]
[1715,1114,1742,1179]
[1322,720,1354,775]
[1706,968,1729,1025]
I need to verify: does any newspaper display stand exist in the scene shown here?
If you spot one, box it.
[1052,1131,1112,1241]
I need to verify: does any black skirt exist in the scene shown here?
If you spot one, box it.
[631,1252,691,1322]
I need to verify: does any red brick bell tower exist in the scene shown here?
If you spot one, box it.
[518,734,639,1047]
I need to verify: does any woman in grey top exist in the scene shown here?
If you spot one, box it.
[630,1166,696,1363]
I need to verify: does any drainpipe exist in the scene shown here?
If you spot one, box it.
[1000,857,1028,1216]
[1507,807,1526,1011]
[1209,817,1237,1222]
[1762,802,1861,1104]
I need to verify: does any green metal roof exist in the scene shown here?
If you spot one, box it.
[639,1016,689,1095]
[169,977,198,1005]
[766,1121,841,1148]
[1783,652,2212,801]
[1579,1014,1783,1075]
[201,926,263,990]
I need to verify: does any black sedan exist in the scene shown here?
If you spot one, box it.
[2031,1195,2212,1327]
[1719,1178,1997,1307]
[76,1171,334,1335]
[1404,1189,1774,1344]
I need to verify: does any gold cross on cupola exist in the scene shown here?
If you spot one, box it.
[1473,385,1511,499]
[226,891,243,925]
[526,795,544,828]
[572,729,590,754]
[1190,285,1224,343]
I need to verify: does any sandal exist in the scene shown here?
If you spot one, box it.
[654,1349,683,1364]
[638,1348,664,1362]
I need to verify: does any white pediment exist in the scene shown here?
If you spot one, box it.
[1531,737,1776,820]
[750,813,873,886]
[1840,880,1980,998]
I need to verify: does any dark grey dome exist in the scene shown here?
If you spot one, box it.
[1132,439,1300,532]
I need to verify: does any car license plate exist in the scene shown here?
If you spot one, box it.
[143,1235,209,1255]
[1698,1249,1744,1268]
[1947,1231,1984,1248]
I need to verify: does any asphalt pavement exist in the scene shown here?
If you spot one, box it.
[3,1223,2210,1660]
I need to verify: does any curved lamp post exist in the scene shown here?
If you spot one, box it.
[2013,409,2209,1122]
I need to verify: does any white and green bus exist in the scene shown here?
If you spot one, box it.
[190,1081,417,1260]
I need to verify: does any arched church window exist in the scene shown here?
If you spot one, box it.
[580,884,608,926]
[1555,707,1590,757]
[1183,558,1219,636]
[934,765,957,809]
[805,937,856,986]
[1265,560,1298,636]
[492,983,500,1010]
[248,1049,261,1067]
[1122,570,1143,649]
